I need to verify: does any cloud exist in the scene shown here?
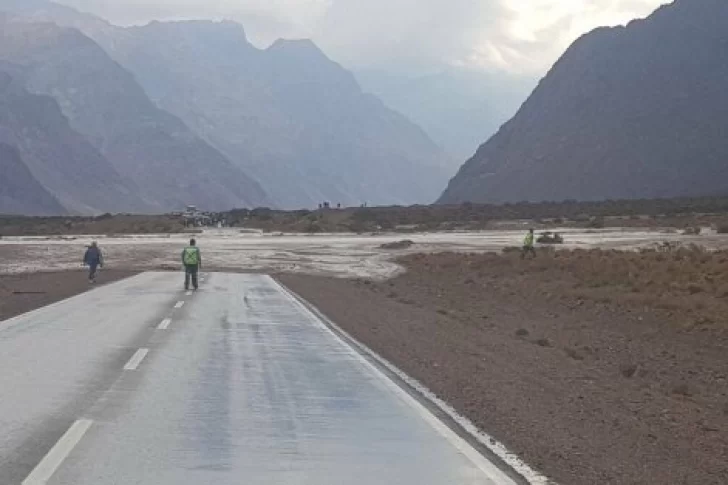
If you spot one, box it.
[55,0,670,74]
[488,0,671,73]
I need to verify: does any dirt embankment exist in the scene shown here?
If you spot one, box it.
[279,249,728,485]
[0,215,189,237]
[8,193,728,236]
[0,270,138,322]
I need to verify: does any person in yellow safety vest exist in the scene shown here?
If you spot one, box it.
[522,229,536,259]
[182,238,202,290]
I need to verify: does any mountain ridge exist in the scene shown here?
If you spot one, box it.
[0,12,271,213]
[2,1,451,209]
[0,142,66,215]
[0,66,145,214]
[439,0,728,205]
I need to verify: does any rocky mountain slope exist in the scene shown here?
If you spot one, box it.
[0,16,270,213]
[440,0,728,204]
[103,22,450,208]
[2,1,451,209]
[0,67,144,214]
[0,142,65,215]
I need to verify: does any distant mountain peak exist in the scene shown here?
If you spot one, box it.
[268,38,324,56]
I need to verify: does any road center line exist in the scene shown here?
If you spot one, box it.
[174,301,185,309]
[157,318,172,330]
[123,348,149,371]
[22,419,93,485]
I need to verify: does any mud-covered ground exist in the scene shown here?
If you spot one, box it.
[280,251,728,485]
[2,227,727,279]
[0,270,138,322]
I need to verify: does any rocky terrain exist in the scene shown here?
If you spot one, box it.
[0,142,63,215]
[0,16,269,213]
[1,1,451,211]
[0,66,143,214]
[100,21,450,208]
[441,0,728,205]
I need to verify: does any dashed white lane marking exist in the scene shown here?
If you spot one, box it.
[157,318,172,330]
[174,301,185,309]
[185,290,193,296]
[22,419,93,485]
[123,348,149,371]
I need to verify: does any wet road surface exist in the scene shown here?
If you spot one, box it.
[1,272,518,484]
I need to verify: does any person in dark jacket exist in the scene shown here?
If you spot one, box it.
[182,238,202,290]
[83,241,104,283]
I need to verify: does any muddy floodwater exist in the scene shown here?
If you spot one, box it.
[1,228,727,278]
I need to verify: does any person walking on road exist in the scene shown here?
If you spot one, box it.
[522,229,536,259]
[83,241,104,283]
[182,238,202,290]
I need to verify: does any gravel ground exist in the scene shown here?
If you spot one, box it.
[279,255,728,485]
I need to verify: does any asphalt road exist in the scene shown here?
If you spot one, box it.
[0,272,518,485]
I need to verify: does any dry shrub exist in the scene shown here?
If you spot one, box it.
[401,248,728,330]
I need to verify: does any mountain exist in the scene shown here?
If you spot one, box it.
[439,0,728,205]
[2,1,452,208]
[0,13,270,212]
[0,142,65,215]
[104,22,450,208]
[355,69,536,161]
[0,67,144,214]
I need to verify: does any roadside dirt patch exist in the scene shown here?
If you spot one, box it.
[279,250,728,485]
[0,270,138,322]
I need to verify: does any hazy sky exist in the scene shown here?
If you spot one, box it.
[56,0,670,74]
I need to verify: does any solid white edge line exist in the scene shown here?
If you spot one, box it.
[269,276,554,485]
[174,301,185,309]
[157,318,172,330]
[22,419,93,485]
[123,348,149,371]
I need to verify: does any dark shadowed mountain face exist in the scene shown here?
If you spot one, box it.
[0,68,144,214]
[440,0,728,205]
[0,142,65,215]
[0,15,270,212]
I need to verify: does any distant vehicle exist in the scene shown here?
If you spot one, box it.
[537,232,564,244]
